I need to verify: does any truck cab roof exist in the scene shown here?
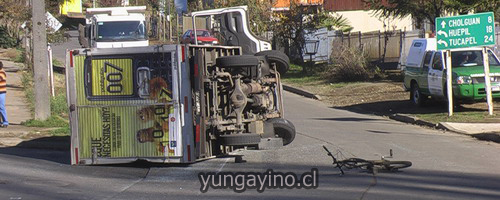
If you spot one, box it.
[93,14,145,22]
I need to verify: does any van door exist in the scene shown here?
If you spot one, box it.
[419,51,433,93]
[428,52,444,97]
[406,40,427,68]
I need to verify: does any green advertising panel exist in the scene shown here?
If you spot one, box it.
[436,12,495,50]
[74,52,177,159]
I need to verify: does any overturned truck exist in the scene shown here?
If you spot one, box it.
[67,7,294,165]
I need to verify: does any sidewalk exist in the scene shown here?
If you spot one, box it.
[0,51,48,147]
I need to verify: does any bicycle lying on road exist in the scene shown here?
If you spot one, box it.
[323,145,412,175]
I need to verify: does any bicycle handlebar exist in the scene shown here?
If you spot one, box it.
[322,145,332,154]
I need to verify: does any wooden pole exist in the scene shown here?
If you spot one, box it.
[483,47,494,115]
[446,50,453,116]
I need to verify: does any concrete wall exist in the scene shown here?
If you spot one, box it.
[335,10,414,33]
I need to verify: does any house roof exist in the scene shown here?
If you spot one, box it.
[272,0,324,10]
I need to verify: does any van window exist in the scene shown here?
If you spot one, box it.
[413,42,422,47]
[423,52,433,68]
[432,52,443,70]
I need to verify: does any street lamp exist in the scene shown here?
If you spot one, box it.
[304,40,319,62]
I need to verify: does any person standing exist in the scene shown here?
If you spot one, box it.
[0,61,8,127]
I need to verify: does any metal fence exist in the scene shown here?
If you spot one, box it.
[303,28,423,64]
[303,27,500,67]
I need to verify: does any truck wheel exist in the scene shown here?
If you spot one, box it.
[219,133,261,146]
[216,55,259,68]
[268,118,295,145]
[410,83,426,106]
[255,50,290,75]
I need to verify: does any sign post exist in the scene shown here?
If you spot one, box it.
[436,12,496,116]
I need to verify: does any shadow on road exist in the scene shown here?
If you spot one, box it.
[0,136,191,168]
[312,117,384,122]
[0,136,70,164]
[333,99,488,116]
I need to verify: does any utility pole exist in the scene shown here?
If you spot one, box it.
[32,0,51,120]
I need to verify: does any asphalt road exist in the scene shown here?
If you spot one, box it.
[1,91,500,200]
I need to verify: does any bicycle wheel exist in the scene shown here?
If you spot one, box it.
[343,158,373,169]
[385,161,412,171]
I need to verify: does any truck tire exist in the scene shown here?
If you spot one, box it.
[268,118,295,145]
[255,50,290,75]
[410,83,426,106]
[219,133,261,146]
[216,55,259,68]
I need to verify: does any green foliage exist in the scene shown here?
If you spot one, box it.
[0,27,18,48]
[14,48,26,63]
[50,126,70,136]
[271,2,320,63]
[318,13,353,32]
[272,2,352,62]
[364,0,500,31]
[48,28,68,44]
[20,72,35,112]
[22,115,68,128]
[21,71,69,124]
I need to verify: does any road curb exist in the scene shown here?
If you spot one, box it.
[389,114,438,128]
[283,85,322,100]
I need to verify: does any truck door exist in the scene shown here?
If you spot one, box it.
[428,52,444,97]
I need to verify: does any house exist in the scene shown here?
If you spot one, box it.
[323,0,414,33]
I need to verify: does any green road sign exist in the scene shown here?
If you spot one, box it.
[436,12,495,50]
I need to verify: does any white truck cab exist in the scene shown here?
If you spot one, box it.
[83,6,149,48]
[190,6,272,54]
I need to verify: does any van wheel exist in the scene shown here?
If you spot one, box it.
[410,83,426,106]
[219,133,261,146]
[255,50,290,75]
[268,118,295,145]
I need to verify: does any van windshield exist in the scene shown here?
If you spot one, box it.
[97,21,147,42]
[450,50,500,67]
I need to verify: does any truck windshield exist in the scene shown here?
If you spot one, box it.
[450,50,500,67]
[97,21,147,42]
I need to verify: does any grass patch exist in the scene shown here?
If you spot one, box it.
[282,63,323,85]
[49,126,70,136]
[21,70,69,128]
[22,115,68,127]
[282,63,361,90]
[416,111,499,124]
[52,58,63,67]
[0,48,21,61]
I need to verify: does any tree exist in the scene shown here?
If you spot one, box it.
[0,0,30,47]
[364,0,447,31]
[447,0,500,18]
[364,0,500,31]
[271,2,352,64]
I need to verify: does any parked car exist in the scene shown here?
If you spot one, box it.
[403,38,500,106]
[181,29,219,45]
